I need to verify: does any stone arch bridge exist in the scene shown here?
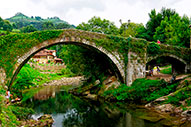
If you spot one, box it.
[0,29,191,88]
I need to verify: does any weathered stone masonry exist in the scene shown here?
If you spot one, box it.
[1,29,191,88]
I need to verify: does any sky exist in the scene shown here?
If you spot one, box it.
[1,0,191,27]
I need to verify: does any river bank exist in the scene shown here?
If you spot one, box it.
[20,85,191,127]
[1,70,191,126]
[69,75,191,126]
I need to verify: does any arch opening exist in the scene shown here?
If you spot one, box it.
[10,41,124,88]
[146,56,186,74]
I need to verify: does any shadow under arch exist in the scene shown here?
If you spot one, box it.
[146,55,187,74]
[9,41,124,89]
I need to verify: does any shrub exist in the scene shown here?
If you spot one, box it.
[147,42,160,55]
[61,68,75,77]
[9,106,34,120]
[104,78,179,103]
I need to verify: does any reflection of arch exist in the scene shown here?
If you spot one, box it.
[147,54,187,73]
[10,37,125,88]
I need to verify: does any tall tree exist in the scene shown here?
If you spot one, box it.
[145,7,177,41]
[154,13,190,47]
[76,16,119,35]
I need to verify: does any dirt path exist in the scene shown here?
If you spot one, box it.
[147,73,188,82]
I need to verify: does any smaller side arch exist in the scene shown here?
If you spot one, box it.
[147,54,188,73]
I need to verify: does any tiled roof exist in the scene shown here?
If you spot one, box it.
[34,49,55,56]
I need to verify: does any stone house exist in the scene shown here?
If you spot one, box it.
[31,49,63,64]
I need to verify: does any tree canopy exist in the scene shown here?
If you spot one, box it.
[145,7,191,47]
[76,16,119,35]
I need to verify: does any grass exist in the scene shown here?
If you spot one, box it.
[11,64,74,97]
[160,65,172,74]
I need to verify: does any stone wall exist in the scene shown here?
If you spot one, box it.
[29,63,65,72]
[127,52,146,86]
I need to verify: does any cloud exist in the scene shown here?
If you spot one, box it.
[30,0,105,17]
[0,0,191,27]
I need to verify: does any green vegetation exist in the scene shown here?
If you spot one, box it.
[20,25,37,33]
[77,16,119,35]
[12,64,74,97]
[6,12,74,32]
[160,65,172,74]
[9,106,34,120]
[147,42,160,55]
[0,96,34,126]
[103,78,178,103]
[165,82,191,106]
[0,104,19,127]
[0,30,63,81]
[0,85,34,127]
[0,17,12,33]
[77,8,191,48]
[143,8,191,47]
[59,45,119,82]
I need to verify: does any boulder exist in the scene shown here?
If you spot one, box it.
[84,94,97,100]
[155,104,174,112]
[181,110,191,117]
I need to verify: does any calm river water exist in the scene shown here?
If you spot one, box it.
[21,85,190,127]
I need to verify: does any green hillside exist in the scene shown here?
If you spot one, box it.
[6,12,74,30]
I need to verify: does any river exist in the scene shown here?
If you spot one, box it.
[21,85,189,127]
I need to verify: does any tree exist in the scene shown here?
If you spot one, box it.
[154,13,190,47]
[145,7,177,41]
[59,45,115,82]
[55,23,73,29]
[42,21,55,30]
[20,25,37,33]
[0,17,4,29]
[119,22,145,37]
[35,16,42,21]
[76,16,119,35]
[2,20,13,31]
[15,21,25,29]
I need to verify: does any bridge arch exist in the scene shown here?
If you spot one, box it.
[9,33,125,88]
[147,54,188,73]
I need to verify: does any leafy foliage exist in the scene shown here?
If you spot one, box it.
[59,45,117,82]
[0,17,13,32]
[165,85,191,106]
[0,30,63,80]
[6,12,74,30]
[145,7,191,47]
[104,78,179,103]
[60,67,75,77]
[9,106,34,120]
[147,42,160,55]
[119,22,145,37]
[20,25,37,33]
[77,16,119,35]
[12,64,71,97]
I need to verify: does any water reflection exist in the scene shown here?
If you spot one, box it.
[33,86,59,100]
[21,86,179,127]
